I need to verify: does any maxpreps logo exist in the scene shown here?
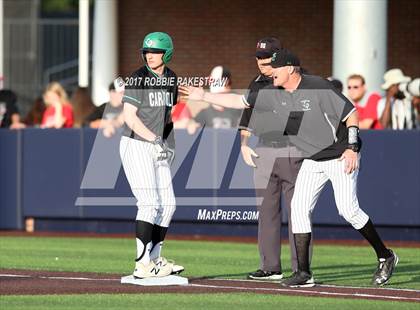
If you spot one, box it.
[76,126,260,213]
[76,90,346,215]
[197,209,259,221]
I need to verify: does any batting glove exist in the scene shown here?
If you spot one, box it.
[152,136,175,164]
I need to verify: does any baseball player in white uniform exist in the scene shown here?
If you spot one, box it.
[119,32,183,278]
[260,48,398,288]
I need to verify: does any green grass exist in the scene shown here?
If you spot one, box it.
[1,293,419,310]
[0,236,419,309]
[0,236,419,289]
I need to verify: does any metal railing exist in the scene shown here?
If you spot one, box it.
[42,59,79,86]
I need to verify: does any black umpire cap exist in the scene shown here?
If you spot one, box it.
[255,37,282,58]
[263,48,300,68]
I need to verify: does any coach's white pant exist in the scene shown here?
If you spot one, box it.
[291,157,369,233]
[120,136,176,227]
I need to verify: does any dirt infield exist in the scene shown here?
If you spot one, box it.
[1,269,419,303]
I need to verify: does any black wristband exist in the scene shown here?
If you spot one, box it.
[346,143,360,152]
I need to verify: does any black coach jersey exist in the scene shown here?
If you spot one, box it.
[250,75,356,161]
[122,65,178,143]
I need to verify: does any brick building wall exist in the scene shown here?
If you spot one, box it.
[118,0,419,89]
[387,0,420,77]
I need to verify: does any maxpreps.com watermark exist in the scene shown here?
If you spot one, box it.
[197,209,259,221]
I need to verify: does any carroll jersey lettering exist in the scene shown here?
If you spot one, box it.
[149,91,174,107]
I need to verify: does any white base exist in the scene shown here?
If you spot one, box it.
[121,275,189,286]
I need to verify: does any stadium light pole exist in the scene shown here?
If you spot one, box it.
[79,0,89,87]
[91,0,118,106]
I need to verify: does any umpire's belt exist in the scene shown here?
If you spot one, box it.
[258,138,291,148]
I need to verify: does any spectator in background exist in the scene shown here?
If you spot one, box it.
[71,87,96,128]
[24,97,46,127]
[0,89,26,129]
[378,69,416,130]
[327,77,343,93]
[85,81,124,137]
[41,82,73,128]
[346,74,382,129]
[408,78,420,129]
[187,66,241,134]
[172,99,192,129]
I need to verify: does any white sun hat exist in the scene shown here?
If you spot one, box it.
[381,68,411,90]
[407,78,419,97]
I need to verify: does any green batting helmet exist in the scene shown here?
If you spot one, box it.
[141,32,173,64]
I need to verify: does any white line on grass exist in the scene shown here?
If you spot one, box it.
[1,273,419,302]
[190,283,420,302]
[0,274,118,282]
[214,278,420,293]
[41,276,118,281]
[0,274,32,278]
[319,283,420,293]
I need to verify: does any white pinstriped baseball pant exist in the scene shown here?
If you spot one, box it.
[119,136,176,227]
[291,156,369,233]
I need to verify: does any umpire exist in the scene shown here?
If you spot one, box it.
[180,38,312,280]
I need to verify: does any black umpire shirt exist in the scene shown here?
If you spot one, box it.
[239,74,288,144]
[239,74,292,146]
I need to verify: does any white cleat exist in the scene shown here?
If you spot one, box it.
[172,264,185,275]
[133,260,173,279]
[154,257,185,275]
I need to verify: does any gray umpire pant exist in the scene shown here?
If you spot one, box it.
[253,145,311,272]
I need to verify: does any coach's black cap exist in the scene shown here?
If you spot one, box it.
[263,48,300,68]
[255,37,282,58]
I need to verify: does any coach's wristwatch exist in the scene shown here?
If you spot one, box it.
[346,143,360,153]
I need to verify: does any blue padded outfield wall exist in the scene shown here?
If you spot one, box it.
[0,128,419,240]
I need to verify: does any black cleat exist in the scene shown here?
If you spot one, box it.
[280,271,315,288]
[248,269,283,280]
[372,249,399,286]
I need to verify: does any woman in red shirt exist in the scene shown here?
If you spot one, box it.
[41,82,74,128]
